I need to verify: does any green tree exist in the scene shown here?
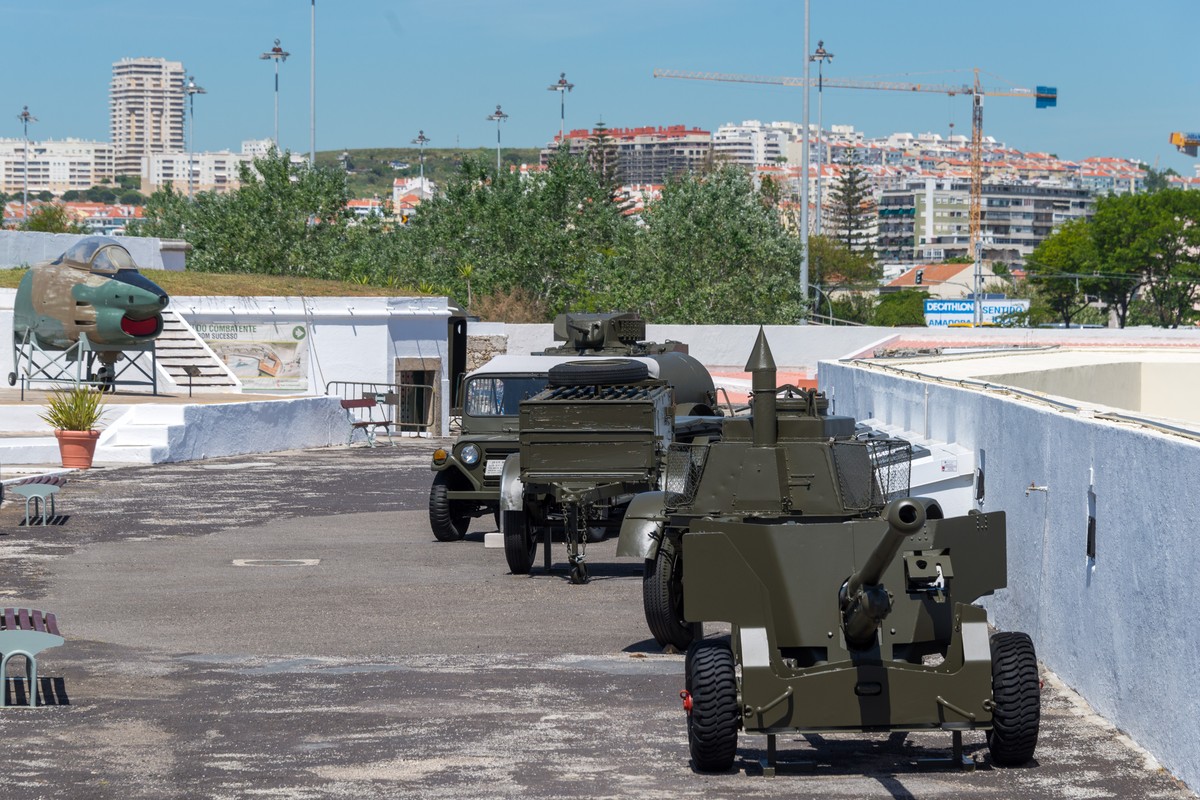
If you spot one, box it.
[1143,166,1179,194]
[874,290,927,327]
[586,120,620,190]
[1088,192,1152,327]
[807,234,879,289]
[621,164,804,324]
[1137,190,1200,327]
[1026,218,1098,326]
[21,203,86,233]
[825,149,875,254]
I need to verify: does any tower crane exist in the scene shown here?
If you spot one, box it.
[654,68,1057,262]
[1169,132,1199,157]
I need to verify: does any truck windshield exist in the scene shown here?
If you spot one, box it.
[464,376,548,417]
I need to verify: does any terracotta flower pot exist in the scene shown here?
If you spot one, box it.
[55,429,100,469]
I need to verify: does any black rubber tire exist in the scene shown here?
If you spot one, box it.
[644,536,695,651]
[686,639,739,772]
[548,359,649,387]
[6,372,16,387]
[988,631,1040,766]
[503,510,538,574]
[428,472,469,542]
[585,525,607,544]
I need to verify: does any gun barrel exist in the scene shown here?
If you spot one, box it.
[841,499,927,648]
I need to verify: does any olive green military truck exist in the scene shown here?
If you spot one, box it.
[617,329,1039,772]
[428,312,709,542]
[498,356,722,583]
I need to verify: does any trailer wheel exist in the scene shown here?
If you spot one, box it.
[644,536,695,651]
[428,472,469,542]
[686,639,739,772]
[988,631,1040,766]
[548,359,649,387]
[503,510,538,574]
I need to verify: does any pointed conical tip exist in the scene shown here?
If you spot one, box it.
[744,326,777,373]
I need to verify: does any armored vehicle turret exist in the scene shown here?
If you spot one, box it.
[428,312,717,543]
[616,329,1040,772]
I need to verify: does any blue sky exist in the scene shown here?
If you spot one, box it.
[3,0,1197,172]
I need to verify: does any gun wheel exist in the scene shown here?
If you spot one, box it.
[685,639,739,772]
[502,510,538,574]
[428,472,469,542]
[988,631,1040,766]
[644,536,695,651]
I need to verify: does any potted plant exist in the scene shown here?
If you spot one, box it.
[39,385,108,469]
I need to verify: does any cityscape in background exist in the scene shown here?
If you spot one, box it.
[3,56,1200,270]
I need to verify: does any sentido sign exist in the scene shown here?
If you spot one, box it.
[923,299,1030,327]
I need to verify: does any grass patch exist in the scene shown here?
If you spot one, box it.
[0,268,424,298]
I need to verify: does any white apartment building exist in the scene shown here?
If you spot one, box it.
[142,151,249,194]
[713,120,796,166]
[111,57,186,175]
[0,138,115,195]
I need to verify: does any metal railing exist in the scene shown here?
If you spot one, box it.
[325,380,436,433]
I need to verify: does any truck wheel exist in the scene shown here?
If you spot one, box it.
[429,472,469,542]
[988,631,1040,766]
[548,359,649,387]
[644,537,695,651]
[686,639,739,772]
[503,510,538,574]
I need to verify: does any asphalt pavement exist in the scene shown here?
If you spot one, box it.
[0,443,1194,799]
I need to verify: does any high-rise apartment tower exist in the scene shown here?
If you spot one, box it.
[110,57,185,176]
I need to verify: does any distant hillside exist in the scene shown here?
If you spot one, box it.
[314,147,544,199]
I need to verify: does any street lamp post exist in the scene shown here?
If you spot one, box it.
[486,104,508,175]
[800,0,811,318]
[310,0,316,166]
[810,40,834,236]
[411,129,430,189]
[260,38,290,149]
[17,105,36,223]
[184,76,206,201]
[547,72,574,145]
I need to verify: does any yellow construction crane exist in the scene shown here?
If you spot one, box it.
[654,68,1057,259]
[1170,132,1199,156]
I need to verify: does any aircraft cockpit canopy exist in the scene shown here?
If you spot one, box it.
[54,236,138,274]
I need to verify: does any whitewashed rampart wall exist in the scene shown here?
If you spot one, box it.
[819,360,1200,794]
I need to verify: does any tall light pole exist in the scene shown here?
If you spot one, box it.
[547,71,573,144]
[800,0,811,318]
[260,38,290,149]
[310,0,316,165]
[810,40,833,236]
[411,129,430,189]
[487,104,508,175]
[184,76,206,200]
[17,105,36,223]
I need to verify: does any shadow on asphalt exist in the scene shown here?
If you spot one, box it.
[3,676,70,707]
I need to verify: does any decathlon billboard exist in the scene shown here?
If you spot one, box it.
[923,299,1030,327]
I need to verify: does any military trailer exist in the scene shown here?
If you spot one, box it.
[500,357,721,583]
[428,312,703,542]
[618,329,1039,772]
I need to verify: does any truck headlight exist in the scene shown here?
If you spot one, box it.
[460,444,481,465]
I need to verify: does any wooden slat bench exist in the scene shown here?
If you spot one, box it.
[0,607,65,707]
[340,394,396,448]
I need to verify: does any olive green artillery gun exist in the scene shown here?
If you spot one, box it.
[618,329,1039,772]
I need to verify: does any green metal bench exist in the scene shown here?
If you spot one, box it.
[0,607,64,707]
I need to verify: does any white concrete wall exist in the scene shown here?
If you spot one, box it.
[819,360,1200,794]
[156,396,347,462]
[0,231,176,270]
